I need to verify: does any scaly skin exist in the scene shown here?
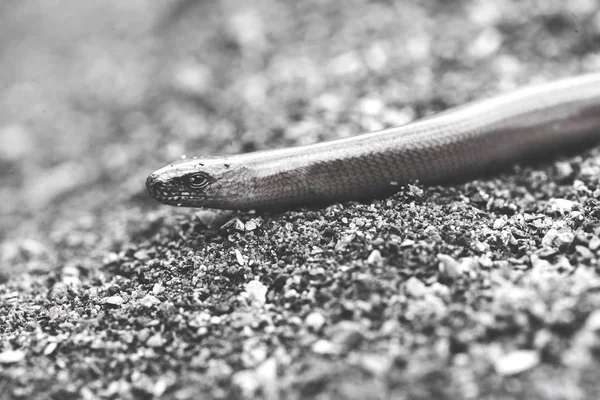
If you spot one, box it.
[146,73,600,210]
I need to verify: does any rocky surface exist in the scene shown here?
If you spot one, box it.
[2,0,600,399]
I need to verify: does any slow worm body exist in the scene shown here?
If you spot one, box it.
[146,73,600,210]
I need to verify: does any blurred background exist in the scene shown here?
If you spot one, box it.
[1,0,600,262]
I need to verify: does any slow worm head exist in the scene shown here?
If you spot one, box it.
[147,73,600,210]
[146,157,251,209]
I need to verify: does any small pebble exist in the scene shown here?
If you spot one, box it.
[493,217,507,230]
[575,245,594,260]
[400,239,415,248]
[140,294,161,307]
[584,310,600,331]
[382,107,415,127]
[354,354,391,376]
[231,370,260,398]
[468,28,502,59]
[241,340,268,368]
[305,311,326,331]
[367,250,383,266]
[152,283,165,295]
[283,289,298,299]
[171,62,212,97]
[195,210,220,228]
[548,198,578,214]
[316,92,342,112]
[62,265,80,277]
[0,350,25,364]
[330,322,364,350]
[555,161,574,179]
[134,250,149,260]
[494,350,539,376]
[555,231,574,247]
[408,184,423,197]
[146,334,165,348]
[255,358,278,399]
[235,249,246,265]
[43,342,58,356]
[245,220,258,231]
[312,339,341,355]
[358,97,384,116]
[542,228,558,247]
[437,254,462,280]
[104,295,124,306]
[234,219,246,231]
[404,277,427,297]
[244,280,268,306]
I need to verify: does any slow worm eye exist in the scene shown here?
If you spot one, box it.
[187,173,210,189]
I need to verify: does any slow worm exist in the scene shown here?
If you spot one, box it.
[146,73,600,210]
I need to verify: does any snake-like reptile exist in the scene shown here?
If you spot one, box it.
[146,73,600,210]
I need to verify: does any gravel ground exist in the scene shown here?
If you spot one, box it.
[2,0,600,399]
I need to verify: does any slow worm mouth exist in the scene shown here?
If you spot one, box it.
[146,173,205,205]
[149,194,207,206]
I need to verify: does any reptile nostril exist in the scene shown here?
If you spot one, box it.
[146,174,161,191]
